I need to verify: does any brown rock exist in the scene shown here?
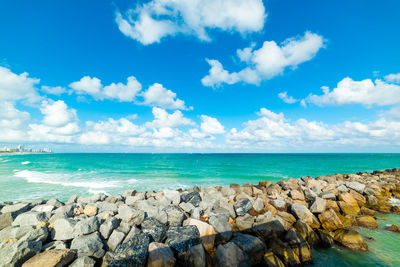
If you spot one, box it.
[289,190,305,201]
[0,213,13,231]
[22,249,76,267]
[84,206,98,217]
[325,200,340,212]
[392,206,400,215]
[386,224,400,233]
[185,218,216,252]
[318,209,344,232]
[337,214,353,228]
[360,206,376,216]
[263,251,285,267]
[349,190,366,206]
[333,229,368,251]
[356,215,378,229]
[338,201,360,217]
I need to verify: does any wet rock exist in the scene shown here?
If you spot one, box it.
[108,229,126,252]
[70,231,105,258]
[69,256,96,267]
[166,225,200,254]
[356,215,378,229]
[110,232,150,267]
[21,249,76,267]
[283,229,313,264]
[233,233,266,265]
[386,224,400,233]
[184,218,216,252]
[100,216,120,239]
[333,229,368,251]
[318,209,344,231]
[51,218,77,241]
[209,214,232,243]
[163,205,186,226]
[294,221,320,247]
[268,239,301,266]
[215,242,251,267]
[0,239,42,266]
[317,230,334,248]
[360,206,376,216]
[338,201,360,217]
[73,216,100,237]
[181,191,201,207]
[234,198,253,216]
[184,244,206,267]
[147,242,176,267]
[141,217,167,243]
[253,219,285,239]
[309,197,326,214]
[290,203,320,228]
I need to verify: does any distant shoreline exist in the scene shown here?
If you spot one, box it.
[0,152,53,155]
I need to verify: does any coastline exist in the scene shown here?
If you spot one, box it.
[0,168,399,266]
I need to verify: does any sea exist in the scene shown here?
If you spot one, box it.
[0,153,399,266]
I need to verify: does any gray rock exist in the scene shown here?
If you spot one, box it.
[136,201,167,223]
[108,229,126,252]
[117,221,132,234]
[123,226,141,244]
[215,242,251,267]
[232,234,266,265]
[46,198,64,207]
[124,208,145,226]
[179,202,195,213]
[12,211,47,226]
[1,202,31,216]
[235,214,254,231]
[309,197,326,213]
[125,195,141,206]
[253,198,264,212]
[20,227,48,243]
[191,207,203,220]
[100,217,120,239]
[221,186,236,198]
[184,243,206,267]
[51,218,77,240]
[167,225,200,254]
[253,219,285,239]
[337,184,349,193]
[181,191,201,207]
[77,194,103,204]
[0,239,42,266]
[303,188,318,202]
[0,213,13,231]
[53,204,76,218]
[320,191,336,200]
[0,225,34,240]
[141,217,167,243]
[219,201,236,218]
[110,232,150,267]
[163,189,181,205]
[291,203,320,227]
[234,198,253,216]
[69,256,96,267]
[42,240,68,250]
[163,205,186,226]
[270,197,290,211]
[95,202,118,214]
[67,195,78,204]
[345,182,366,194]
[32,204,55,213]
[73,216,100,237]
[209,214,232,242]
[70,231,105,258]
[147,242,176,267]
[122,189,137,198]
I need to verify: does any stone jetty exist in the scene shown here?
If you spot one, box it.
[0,168,400,266]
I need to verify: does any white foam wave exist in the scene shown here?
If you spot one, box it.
[88,188,108,195]
[21,161,31,165]
[14,170,121,189]
[389,197,400,207]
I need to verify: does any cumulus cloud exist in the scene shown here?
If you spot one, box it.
[0,102,30,142]
[146,107,194,128]
[142,83,190,110]
[200,115,225,134]
[41,86,66,95]
[384,73,400,84]
[302,76,400,107]
[115,0,266,45]
[202,32,325,87]
[278,91,298,104]
[69,76,142,102]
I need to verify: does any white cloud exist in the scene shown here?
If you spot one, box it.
[41,85,66,95]
[0,102,30,142]
[142,83,190,110]
[303,76,400,107]
[69,76,142,102]
[115,0,266,45]
[278,91,298,104]
[40,100,78,127]
[200,115,225,134]
[146,107,194,128]
[202,32,325,87]
[384,73,400,84]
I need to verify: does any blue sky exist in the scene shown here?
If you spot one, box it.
[0,0,399,152]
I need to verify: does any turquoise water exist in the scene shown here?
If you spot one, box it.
[1,153,400,265]
[0,153,399,202]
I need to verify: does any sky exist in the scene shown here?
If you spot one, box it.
[0,0,399,152]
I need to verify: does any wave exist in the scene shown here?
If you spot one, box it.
[14,170,122,189]
[389,198,400,207]
[21,161,31,165]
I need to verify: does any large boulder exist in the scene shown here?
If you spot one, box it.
[73,216,100,237]
[184,243,206,267]
[69,256,96,267]
[209,214,232,243]
[215,242,251,267]
[51,218,77,241]
[166,225,200,255]
[1,202,31,216]
[107,229,126,252]
[163,206,186,227]
[345,182,366,194]
[184,218,216,252]
[110,232,150,267]
[290,203,320,228]
[338,193,360,216]
[141,217,167,243]
[0,239,42,266]
[333,229,368,251]
[21,249,76,267]
[356,215,378,229]
[163,190,181,205]
[264,251,285,267]
[70,232,105,258]
[0,213,14,231]
[318,209,344,231]
[100,217,119,239]
[147,242,176,267]
[232,234,266,265]
[234,198,252,216]
[309,197,326,214]
[181,192,201,207]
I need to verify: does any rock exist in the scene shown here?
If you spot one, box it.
[192,207,203,220]
[70,232,105,258]
[290,190,305,201]
[337,184,349,193]
[179,202,195,213]
[333,229,368,251]
[141,217,167,243]
[349,190,367,206]
[184,244,206,267]
[386,224,400,233]
[221,186,236,198]
[147,242,176,267]
[318,209,344,231]
[83,206,98,217]
[320,191,336,200]
[326,200,340,212]
[360,206,376,216]
[163,189,181,205]
[20,227,48,243]
[356,215,378,229]
[234,198,252,216]
[67,195,78,204]
[73,216,100,237]
[184,218,216,252]
[0,225,33,240]
[209,214,232,243]
[21,249,76,267]
[181,191,201,207]
[294,221,320,247]
[346,182,366,194]
[303,188,317,202]
[118,205,142,222]
[270,197,290,211]
[122,226,141,244]
[47,199,64,208]
[125,208,145,226]
[283,229,313,264]
[263,251,285,267]
[253,219,285,239]
[42,241,68,251]
[166,225,200,254]
[290,203,320,228]
[233,233,266,265]
[163,205,186,226]
[69,256,96,267]
[95,202,118,214]
[215,242,251,267]
[309,197,326,214]
[235,213,254,232]
[317,230,334,248]
[253,198,264,212]
[108,229,126,252]
[0,239,42,266]
[110,232,150,267]
[100,217,120,239]
[53,204,76,218]
[338,201,360,217]
[268,239,301,266]
[1,202,31,216]
[32,204,56,213]
[51,218,77,241]
[0,213,14,231]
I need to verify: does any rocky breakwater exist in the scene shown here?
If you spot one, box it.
[1,168,400,267]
